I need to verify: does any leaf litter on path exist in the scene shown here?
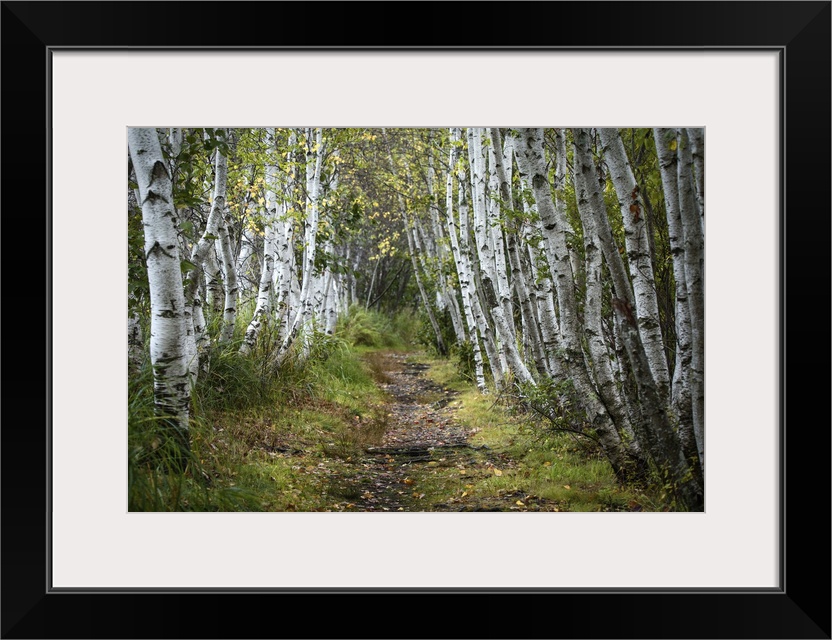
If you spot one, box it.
[326,352,563,512]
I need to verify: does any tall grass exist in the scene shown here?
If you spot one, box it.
[336,303,415,349]
[128,303,403,511]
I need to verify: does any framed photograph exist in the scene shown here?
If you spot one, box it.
[4,1,828,638]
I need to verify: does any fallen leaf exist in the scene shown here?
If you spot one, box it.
[543,461,552,467]
[516,500,525,506]
[563,485,571,490]
[404,478,415,485]
[493,469,503,476]
[462,492,469,498]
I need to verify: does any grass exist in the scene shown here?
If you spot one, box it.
[128,308,397,512]
[409,354,664,512]
[129,304,663,512]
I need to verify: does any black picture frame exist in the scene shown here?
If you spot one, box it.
[3,2,829,638]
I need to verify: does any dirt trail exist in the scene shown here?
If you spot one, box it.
[335,352,468,511]
[330,351,544,512]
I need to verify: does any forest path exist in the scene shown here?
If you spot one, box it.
[337,351,526,512]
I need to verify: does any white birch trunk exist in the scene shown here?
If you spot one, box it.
[677,128,705,468]
[128,127,190,448]
[468,128,510,378]
[516,128,639,482]
[446,128,488,392]
[654,128,698,470]
[280,128,324,357]
[572,130,640,454]
[204,248,224,316]
[235,224,258,303]
[686,127,705,225]
[488,127,537,383]
[240,129,278,355]
[509,129,562,376]
[458,156,503,388]
[485,131,515,340]
[598,127,671,397]
[212,138,238,344]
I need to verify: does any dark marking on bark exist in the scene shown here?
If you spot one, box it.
[143,189,170,205]
[629,202,641,223]
[481,278,498,310]
[611,298,637,327]
[146,241,176,260]
[151,160,171,181]
[532,174,546,189]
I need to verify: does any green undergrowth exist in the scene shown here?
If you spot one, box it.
[413,356,664,512]
[335,303,420,350]
[128,306,411,512]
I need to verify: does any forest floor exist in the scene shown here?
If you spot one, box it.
[153,346,653,512]
[329,351,566,512]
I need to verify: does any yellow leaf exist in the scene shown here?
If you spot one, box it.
[404,478,414,485]
[493,469,503,476]
[516,500,525,506]
[543,461,552,467]
[427,461,439,467]
[458,469,466,475]
[461,492,468,498]
[563,485,571,490]
[669,139,677,151]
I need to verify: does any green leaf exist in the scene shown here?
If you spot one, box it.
[203,233,219,241]
[180,259,197,273]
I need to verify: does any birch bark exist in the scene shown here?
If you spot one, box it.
[516,128,637,481]
[445,129,487,391]
[654,127,699,472]
[128,127,190,453]
[240,128,278,355]
[677,128,705,468]
[211,136,239,344]
[598,128,670,396]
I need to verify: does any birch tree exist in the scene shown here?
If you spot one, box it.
[516,127,639,482]
[654,127,701,471]
[128,127,191,458]
[598,127,670,398]
[240,128,278,355]
[444,128,487,392]
[211,133,239,344]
